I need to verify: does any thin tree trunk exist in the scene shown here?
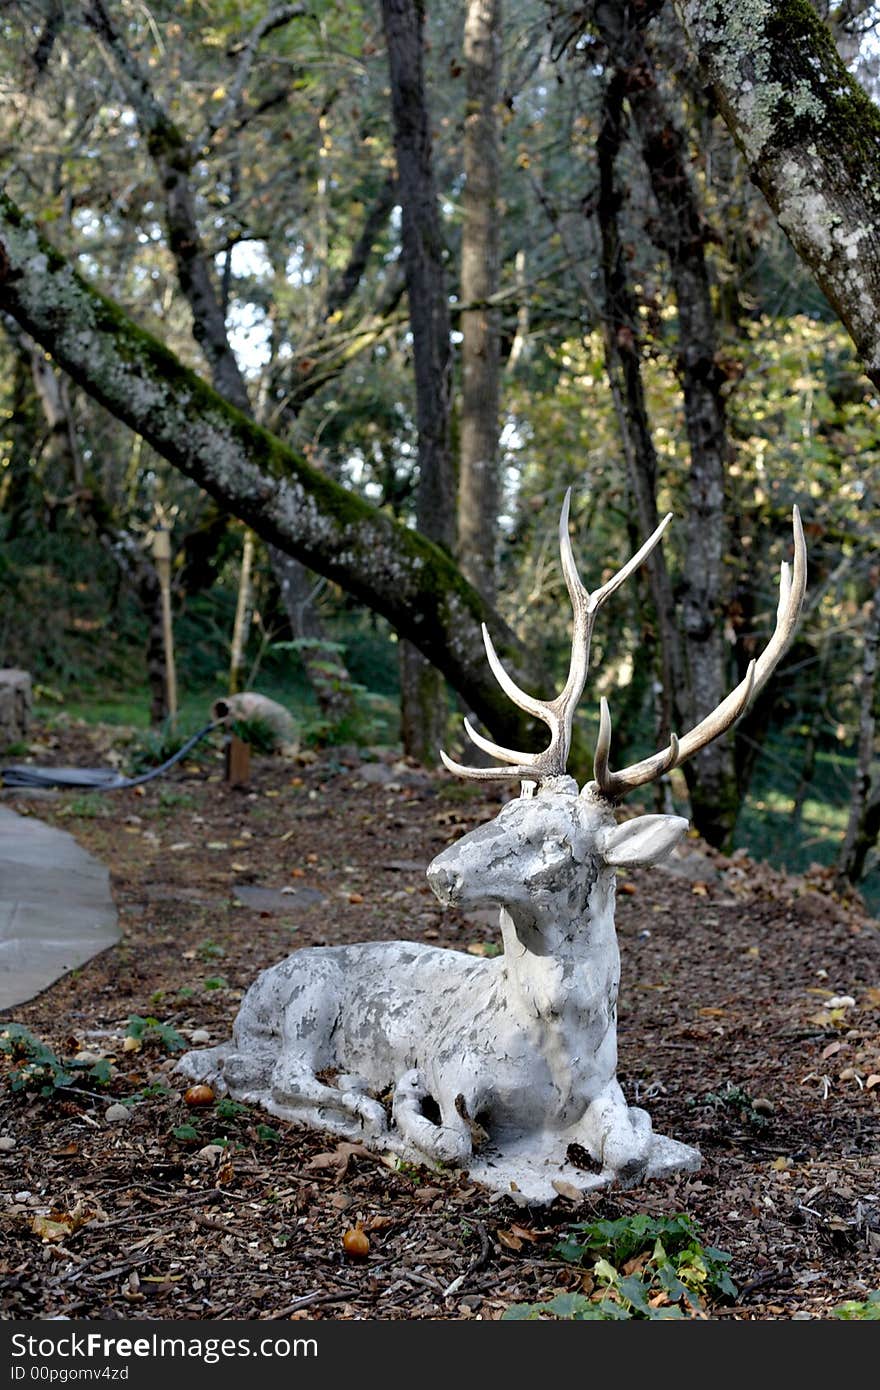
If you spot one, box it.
[83,0,355,717]
[458,0,502,605]
[595,71,684,786]
[382,0,456,763]
[836,580,880,887]
[229,526,255,695]
[594,1,735,846]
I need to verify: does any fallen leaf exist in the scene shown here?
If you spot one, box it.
[551,1179,583,1202]
[348,893,364,904]
[618,881,637,896]
[306,1141,374,1177]
[821,1041,843,1061]
[867,1075,880,1090]
[691,882,709,896]
[698,1007,726,1018]
[496,1228,523,1251]
[771,1157,792,1171]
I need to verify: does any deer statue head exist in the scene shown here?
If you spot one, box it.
[180,491,806,1206]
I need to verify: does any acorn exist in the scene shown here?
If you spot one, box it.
[183,1084,215,1107]
[342,1223,370,1258]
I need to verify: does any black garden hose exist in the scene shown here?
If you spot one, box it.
[0,720,221,791]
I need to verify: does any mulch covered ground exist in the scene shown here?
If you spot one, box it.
[1,719,879,1321]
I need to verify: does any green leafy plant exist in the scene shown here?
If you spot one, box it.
[833,1292,880,1320]
[702,1084,770,1132]
[202,975,229,992]
[172,1123,201,1143]
[196,940,226,961]
[230,714,281,755]
[255,1123,282,1143]
[125,1014,186,1053]
[504,1213,736,1321]
[215,1097,250,1120]
[0,1024,112,1096]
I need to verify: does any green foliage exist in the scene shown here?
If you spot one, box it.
[504,1213,737,1321]
[833,1292,880,1320]
[172,1123,201,1143]
[196,940,226,961]
[58,793,110,820]
[0,1024,112,1096]
[214,1097,250,1120]
[125,1014,186,1053]
[255,1123,282,1144]
[702,1084,770,1132]
[202,976,229,992]
[230,714,280,754]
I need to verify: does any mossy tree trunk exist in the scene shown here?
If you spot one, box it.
[673,0,880,392]
[0,189,545,756]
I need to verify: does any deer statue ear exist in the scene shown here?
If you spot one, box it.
[598,815,689,867]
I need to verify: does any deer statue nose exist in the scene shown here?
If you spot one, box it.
[426,859,461,905]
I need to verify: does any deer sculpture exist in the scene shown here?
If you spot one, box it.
[179,493,806,1204]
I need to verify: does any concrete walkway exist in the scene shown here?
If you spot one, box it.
[0,805,119,1012]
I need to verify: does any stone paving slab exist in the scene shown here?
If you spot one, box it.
[0,806,119,1012]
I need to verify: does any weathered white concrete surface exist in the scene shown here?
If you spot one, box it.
[180,779,701,1204]
[0,806,119,1011]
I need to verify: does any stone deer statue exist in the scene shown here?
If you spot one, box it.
[180,494,805,1204]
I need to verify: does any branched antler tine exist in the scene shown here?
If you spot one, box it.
[597,730,681,798]
[439,748,530,781]
[463,717,540,767]
[481,624,549,720]
[750,505,806,701]
[600,506,806,798]
[587,512,673,612]
[593,697,612,787]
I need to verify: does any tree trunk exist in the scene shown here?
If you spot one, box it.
[673,0,880,392]
[836,579,880,887]
[458,0,502,605]
[594,1,736,846]
[229,526,255,695]
[83,0,354,715]
[595,70,684,790]
[382,0,456,763]
[0,190,538,751]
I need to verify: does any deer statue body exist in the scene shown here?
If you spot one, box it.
[180,494,806,1204]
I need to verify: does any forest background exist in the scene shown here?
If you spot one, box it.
[2,0,880,902]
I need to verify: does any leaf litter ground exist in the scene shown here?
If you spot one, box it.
[1,722,879,1321]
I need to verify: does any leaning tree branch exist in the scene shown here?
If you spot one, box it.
[0,190,540,749]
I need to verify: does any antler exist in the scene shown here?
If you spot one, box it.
[440,489,671,783]
[593,506,807,799]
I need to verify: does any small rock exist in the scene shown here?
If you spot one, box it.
[0,1136,16,1152]
[189,1029,211,1045]
[827,995,856,1009]
[752,1097,775,1116]
[105,1103,132,1125]
[14,1191,32,1203]
[73,1050,104,1065]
